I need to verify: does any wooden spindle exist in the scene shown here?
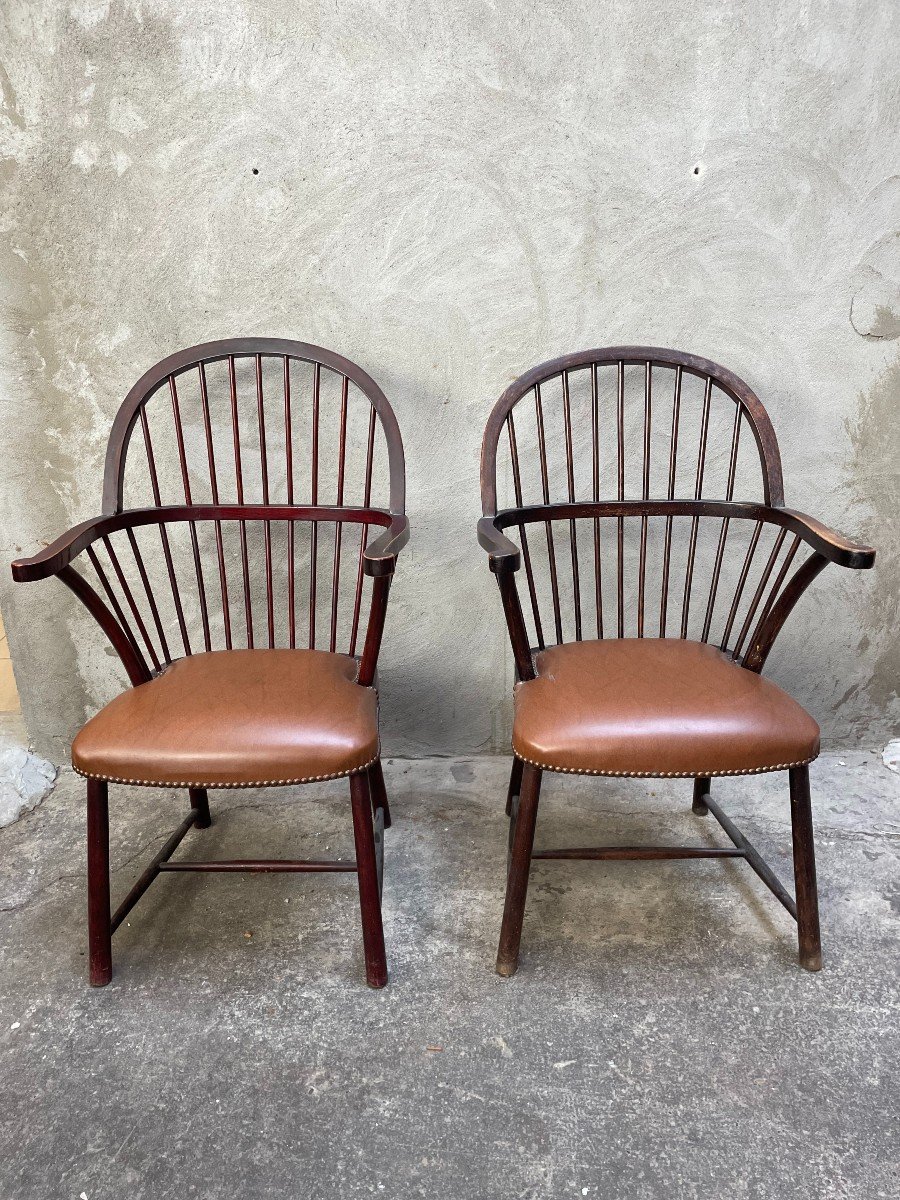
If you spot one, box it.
[681,376,713,637]
[141,407,191,655]
[507,411,543,648]
[198,363,231,648]
[591,363,603,639]
[350,406,378,656]
[659,365,682,637]
[309,364,320,648]
[168,375,192,505]
[637,362,651,636]
[256,354,269,505]
[229,356,253,646]
[285,359,296,648]
[85,544,146,669]
[187,521,212,652]
[535,384,563,644]
[125,528,170,664]
[616,361,625,638]
[732,527,788,660]
[701,404,743,641]
[562,371,582,640]
[330,379,350,652]
[97,537,161,670]
[720,519,763,651]
[745,533,802,655]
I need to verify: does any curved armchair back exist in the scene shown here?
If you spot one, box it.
[13,338,408,686]
[479,348,869,673]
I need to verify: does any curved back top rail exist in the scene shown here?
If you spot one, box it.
[103,337,406,517]
[480,346,784,515]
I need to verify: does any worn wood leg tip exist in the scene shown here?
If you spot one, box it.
[496,957,519,978]
[193,814,212,829]
[691,799,709,815]
[366,969,388,989]
[90,967,112,987]
[800,950,823,972]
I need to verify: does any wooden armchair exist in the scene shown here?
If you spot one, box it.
[12,338,408,988]
[478,347,874,976]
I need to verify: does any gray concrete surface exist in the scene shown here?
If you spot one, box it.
[1,1,899,761]
[1,754,897,1198]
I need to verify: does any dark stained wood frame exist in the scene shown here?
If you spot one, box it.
[480,347,875,977]
[12,337,408,989]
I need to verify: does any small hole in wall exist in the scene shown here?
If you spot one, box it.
[693,164,702,175]
[252,168,259,175]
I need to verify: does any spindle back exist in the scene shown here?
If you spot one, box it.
[104,337,404,515]
[480,348,811,661]
[65,338,407,671]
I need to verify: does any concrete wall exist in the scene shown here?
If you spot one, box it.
[1,0,897,765]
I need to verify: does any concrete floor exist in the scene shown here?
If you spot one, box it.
[0,753,897,1199]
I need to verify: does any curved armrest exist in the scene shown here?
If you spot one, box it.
[777,509,875,569]
[477,517,521,574]
[364,514,409,577]
[11,515,110,582]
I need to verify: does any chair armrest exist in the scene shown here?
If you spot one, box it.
[477,517,521,573]
[11,515,110,582]
[777,509,875,569]
[363,515,409,577]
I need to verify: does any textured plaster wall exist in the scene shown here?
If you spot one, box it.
[0,0,898,764]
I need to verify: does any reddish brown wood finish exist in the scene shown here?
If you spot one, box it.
[480,346,874,976]
[12,338,407,989]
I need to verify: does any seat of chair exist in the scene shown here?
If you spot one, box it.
[512,639,819,778]
[72,649,379,788]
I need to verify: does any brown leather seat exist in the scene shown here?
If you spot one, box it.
[72,649,379,788]
[513,639,819,778]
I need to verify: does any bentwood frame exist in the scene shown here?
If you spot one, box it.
[12,337,409,988]
[479,346,875,974]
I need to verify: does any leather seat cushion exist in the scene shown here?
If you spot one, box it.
[513,639,819,777]
[72,649,378,787]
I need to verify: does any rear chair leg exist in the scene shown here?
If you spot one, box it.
[496,763,542,978]
[368,759,392,829]
[351,772,388,988]
[86,779,112,987]
[789,765,822,972]
[692,776,710,815]
[189,788,212,829]
[506,756,524,817]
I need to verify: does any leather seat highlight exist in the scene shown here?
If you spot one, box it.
[513,639,819,777]
[72,649,378,787]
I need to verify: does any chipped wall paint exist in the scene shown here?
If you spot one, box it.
[0,0,898,763]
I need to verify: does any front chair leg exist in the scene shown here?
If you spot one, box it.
[86,779,112,987]
[350,772,388,988]
[496,763,542,978]
[189,787,211,828]
[789,765,822,971]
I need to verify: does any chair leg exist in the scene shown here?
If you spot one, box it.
[692,776,710,815]
[86,779,112,987]
[189,787,211,829]
[789,765,822,971]
[368,759,391,829]
[350,771,388,988]
[506,756,524,817]
[496,763,542,978]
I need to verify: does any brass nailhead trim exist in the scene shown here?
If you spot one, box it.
[510,746,817,778]
[72,752,380,789]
